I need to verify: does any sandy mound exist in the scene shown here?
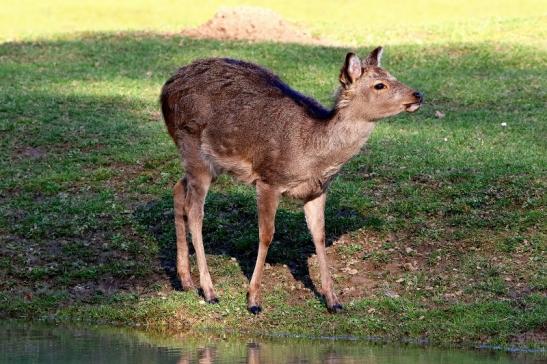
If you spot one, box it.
[181,7,329,45]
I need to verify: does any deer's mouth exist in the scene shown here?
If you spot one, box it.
[404,103,421,113]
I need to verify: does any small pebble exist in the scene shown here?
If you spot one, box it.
[348,268,358,275]
[403,262,417,271]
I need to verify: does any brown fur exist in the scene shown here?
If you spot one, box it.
[161,47,422,312]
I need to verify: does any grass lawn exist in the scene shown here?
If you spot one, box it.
[0,1,545,348]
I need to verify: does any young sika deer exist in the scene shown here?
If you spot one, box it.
[161,47,423,314]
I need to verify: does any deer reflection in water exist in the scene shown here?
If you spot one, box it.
[175,342,350,364]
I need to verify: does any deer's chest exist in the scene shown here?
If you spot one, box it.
[283,162,343,200]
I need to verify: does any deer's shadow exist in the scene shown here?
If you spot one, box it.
[134,189,380,297]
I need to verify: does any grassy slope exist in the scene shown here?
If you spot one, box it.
[0,1,546,347]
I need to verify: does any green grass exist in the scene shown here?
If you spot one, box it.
[0,1,546,348]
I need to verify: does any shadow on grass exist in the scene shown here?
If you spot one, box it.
[134,190,382,295]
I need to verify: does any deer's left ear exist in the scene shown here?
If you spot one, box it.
[340,52,363,87]
[363,46,383,67]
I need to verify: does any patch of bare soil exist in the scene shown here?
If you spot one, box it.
[513,328,547,346]
[181,7,332,45]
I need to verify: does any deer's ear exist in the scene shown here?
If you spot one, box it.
[340,52,362,87]
[363,46,384,67]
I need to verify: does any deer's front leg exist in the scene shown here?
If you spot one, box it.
[247,182,280,314]
[304,193,342,313]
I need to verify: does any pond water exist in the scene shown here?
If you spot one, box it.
[0,322,543,364]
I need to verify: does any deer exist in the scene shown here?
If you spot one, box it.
[160,47,423,314]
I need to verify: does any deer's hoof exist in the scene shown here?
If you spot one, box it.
[206,297,219,304]
[327,303,343,314]
[248,305,262,315]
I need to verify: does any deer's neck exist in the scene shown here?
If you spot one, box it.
[310,110,376,163]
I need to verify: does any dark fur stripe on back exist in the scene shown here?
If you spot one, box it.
[223,58,334,120]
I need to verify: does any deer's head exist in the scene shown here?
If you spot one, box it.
[336,47,423,121]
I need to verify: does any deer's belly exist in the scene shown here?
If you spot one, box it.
[202,139,341,200]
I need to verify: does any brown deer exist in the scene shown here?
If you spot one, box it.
[160,47,423,314]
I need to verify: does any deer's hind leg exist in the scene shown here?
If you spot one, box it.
[173,177,194,290]
[175,129,218,302]
[184,167,217,303]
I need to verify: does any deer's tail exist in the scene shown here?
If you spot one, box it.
[160,76,178,143]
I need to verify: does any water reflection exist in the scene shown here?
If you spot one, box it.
[172,340,543,364]
[176,346,216,364]
[0,321,543,364]
[168,340,547,364]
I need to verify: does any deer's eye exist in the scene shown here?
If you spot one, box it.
[374,83,385,90]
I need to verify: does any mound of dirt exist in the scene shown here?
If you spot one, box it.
[181,7,329,45]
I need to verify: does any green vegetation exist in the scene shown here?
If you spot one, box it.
[0,0,545,348]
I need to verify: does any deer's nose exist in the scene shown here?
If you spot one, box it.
[413,91,424,103]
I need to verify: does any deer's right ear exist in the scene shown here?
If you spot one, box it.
[339,52,362,88]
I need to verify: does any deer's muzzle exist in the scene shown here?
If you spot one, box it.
[405,91,423,112]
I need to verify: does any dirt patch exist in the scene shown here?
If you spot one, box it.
[181,7,331,45]
[513,327,547,346]
[10,146,47,161]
